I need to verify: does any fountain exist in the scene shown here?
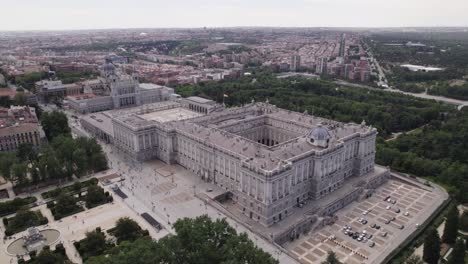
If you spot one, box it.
[6,228,60,256]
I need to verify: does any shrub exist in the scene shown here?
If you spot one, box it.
[4,210,48,236]
[0,197,37,217]
[85,185,107,208]
[55,243,65,255]
[46,201,54,208]
[29,250,37,258]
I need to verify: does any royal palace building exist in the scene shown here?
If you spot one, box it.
[81,97,388,230]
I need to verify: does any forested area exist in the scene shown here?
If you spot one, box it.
[85,216,278,264]
[389,66,464,84]
[176,71,451,138]
[0,136,108,189]
[176,72,468,203]
[366,32,468,100]
[367,32,468,68]
[428,82,468,100]
[0,111,107,189]
[55,70,95,84]
[377,110,468,202]
[13,71,48,92]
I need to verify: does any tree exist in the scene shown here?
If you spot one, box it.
[32,247,68,264]
[405,255,424,264]
[30,162,41,184]
[442,204,459,244]
[460,211,468,232]
[52,136,77,178]
[86,237,163,264]
[113,217,143,243]
[17,143,36,162]
[423,228,441,264]
[86,215,278,264]
[14,92,27,105]
[321,251,342,264]
[11,162,28,186]
[38,146,63,180]
[0,152,17,180]
[40,111,70,140]
[5,209,47,236]
[85,185,107,208]
[77,229,109,260]
[73,148,87,177]
[447,239,466,264]
[72,181,82,195]
[54,191,78,216]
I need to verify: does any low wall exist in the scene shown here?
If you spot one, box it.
[381,178,450,264]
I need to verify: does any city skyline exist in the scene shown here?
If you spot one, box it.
[1,0,468,31]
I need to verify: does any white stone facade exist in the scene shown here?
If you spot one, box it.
[81,98,388,227]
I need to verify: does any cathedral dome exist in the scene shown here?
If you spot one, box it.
[101,63,115,72]
[309,125,331,141]
[308,124,331,147]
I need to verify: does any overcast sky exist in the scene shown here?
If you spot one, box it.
[1,0,467,31]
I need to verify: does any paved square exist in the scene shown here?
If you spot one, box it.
[284,178,447,264]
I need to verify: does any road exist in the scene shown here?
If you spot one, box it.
[334,80,468,110]
[363,50,468,110]
[367,51,388,87]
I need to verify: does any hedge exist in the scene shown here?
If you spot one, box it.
[0,197,37,217]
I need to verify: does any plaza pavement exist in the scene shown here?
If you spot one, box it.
[101,142,299,264]
[62,109,448,264]
[283,178,448,264]
[0,173,169,264]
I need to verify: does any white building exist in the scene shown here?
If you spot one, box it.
[65,63,174,114]
[81,97,389,240]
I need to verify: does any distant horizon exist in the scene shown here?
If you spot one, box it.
[1,0,467,31]
[1,26,468,33]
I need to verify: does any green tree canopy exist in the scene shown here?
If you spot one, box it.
[459,211,468,232]
[31,247,70,264]
[112,217,143,244]
[442,204,459,244]
[86,215,278,264]
[85,185,107,209]
[405,255,424,264]
[77,229,110,260]
[40,111,71,140]
[423,228,441,264]
[321,251,342,264]
[54,191,78,216]
[447,238,466,264]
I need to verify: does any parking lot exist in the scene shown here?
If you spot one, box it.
[285,178,447,264]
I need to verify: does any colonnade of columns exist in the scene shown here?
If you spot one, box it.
[189,104,208,114]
